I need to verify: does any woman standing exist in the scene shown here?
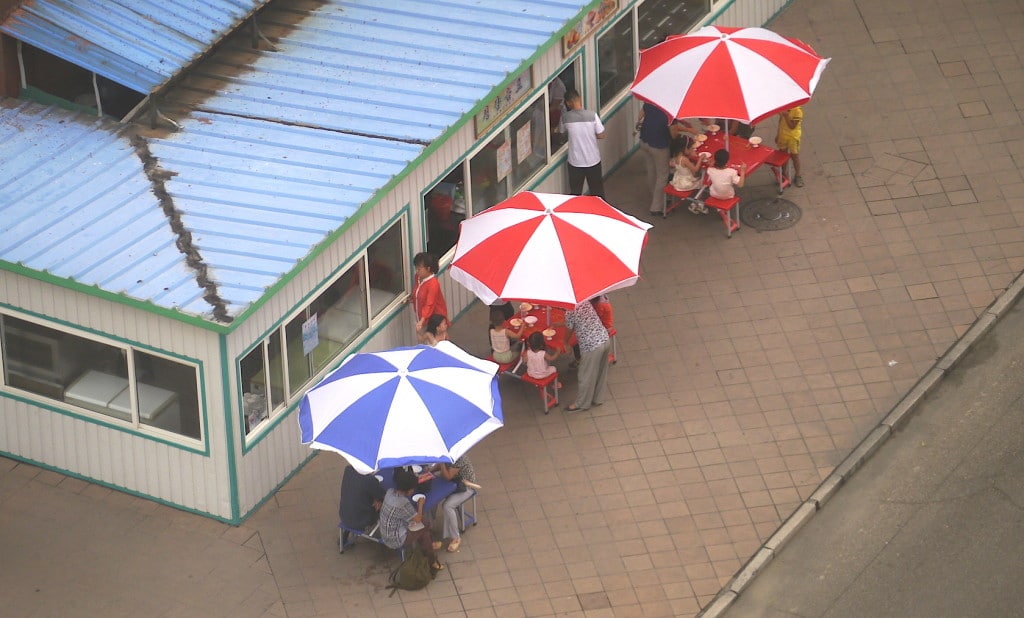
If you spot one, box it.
[411,252,448,336]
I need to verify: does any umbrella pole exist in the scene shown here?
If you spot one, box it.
[725,119,730,152]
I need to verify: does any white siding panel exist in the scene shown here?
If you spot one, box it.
[0,270,233,519]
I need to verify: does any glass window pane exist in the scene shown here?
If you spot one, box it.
[284,313,313,395]
[311,261,367,375]
[638,0,710,50]
[425,168,466,257]
[266,329,285,410]
[240,345,270,434]
[367,220,406,317]
[132,350,201,440]
[470,131,510,215]
[509,97,549,189]
[1,316,129,422]
[597,13,635,110]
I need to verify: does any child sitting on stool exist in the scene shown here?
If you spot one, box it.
[526,332,559,380]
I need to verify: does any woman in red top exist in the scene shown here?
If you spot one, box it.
[412,252,448,334]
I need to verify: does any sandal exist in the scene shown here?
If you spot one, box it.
[564,404,587,412]
[431,541,443,550]
[447,538,461,552]
[432,562,445,571]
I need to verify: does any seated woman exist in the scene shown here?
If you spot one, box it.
[706,148,746,200]
[379,468,444,570]
[432,455,479,553]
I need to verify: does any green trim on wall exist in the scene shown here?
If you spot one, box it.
[220,332,241,522]
[0,450,237,523]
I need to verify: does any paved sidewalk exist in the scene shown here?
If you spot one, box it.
[3,0,1024,615]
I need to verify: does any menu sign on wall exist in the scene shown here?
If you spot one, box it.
[562,0,619,56]
[474,68,534,137]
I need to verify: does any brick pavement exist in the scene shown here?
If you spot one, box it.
[2,0,1024,615]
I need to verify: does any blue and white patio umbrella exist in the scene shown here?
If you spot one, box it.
[298,341,503,474]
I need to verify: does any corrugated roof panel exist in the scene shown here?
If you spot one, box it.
[168,0,590,143]
[0,102,203,313]
[0,0,272,93]
[149,111,421,301]
[1,1,592,322]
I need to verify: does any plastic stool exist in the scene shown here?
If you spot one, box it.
[703,196,741,238]
[764,150,792,194]
[520,372,559,414]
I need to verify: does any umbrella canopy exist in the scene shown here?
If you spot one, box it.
[298,341,502,474]
[630,26,830,125]
[449,192,652,308]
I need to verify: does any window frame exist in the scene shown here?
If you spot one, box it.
[0,310,205,447]
[239,214,409,444]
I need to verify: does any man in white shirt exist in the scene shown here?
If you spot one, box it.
[558,89,606,198]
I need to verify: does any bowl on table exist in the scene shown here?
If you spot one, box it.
[748,136,762,147]
[695,133,707,143]
[411,493,426,504]
[542,328,556,340]
[524,316,539,326]
[519,302,533,313]
[509,318,523,327]
[708,124,720,134]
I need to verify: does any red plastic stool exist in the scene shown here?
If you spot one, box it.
[487,355,521,379]
[764,150,792,194]
[520,372,559,414]
[662,184,699,217]
[703,196,741,238]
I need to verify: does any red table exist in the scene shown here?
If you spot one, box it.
[505,306,573,354]
[696,132,775,174]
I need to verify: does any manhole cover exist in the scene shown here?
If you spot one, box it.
[740,197,802,231]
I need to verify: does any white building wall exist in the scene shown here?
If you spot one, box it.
[0,270,232,519]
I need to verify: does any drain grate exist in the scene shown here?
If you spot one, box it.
[740,197,802,231]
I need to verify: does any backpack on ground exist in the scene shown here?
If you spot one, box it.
[386,548,434,596]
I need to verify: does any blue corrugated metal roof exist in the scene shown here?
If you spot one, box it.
[0,0,592,322]
[0,100,202,307]
[167,0,589,143]
[0,0,272,93]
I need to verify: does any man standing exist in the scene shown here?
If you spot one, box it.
[562,299,611,412]
[635,101,672,216]
[559,89,606,198]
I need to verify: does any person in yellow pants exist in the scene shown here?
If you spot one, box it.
[776,106,804,187]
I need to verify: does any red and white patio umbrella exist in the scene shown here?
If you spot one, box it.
[449,192,652,309]
[630,25,830,125]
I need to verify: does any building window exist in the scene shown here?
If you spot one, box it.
[424,92,554,257]
[597,12,636,110]
[0,315,202,441]
[239,217,407,439]
[637,0,710,50]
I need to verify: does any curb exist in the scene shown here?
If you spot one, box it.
[697,270,1024,618]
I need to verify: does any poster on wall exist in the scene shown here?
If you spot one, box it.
[516,120,533,164]
[301,314,319,356]
[496,141,512,181]
[562,0,619,56]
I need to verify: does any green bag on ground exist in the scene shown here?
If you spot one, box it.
[386,548,433,596]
